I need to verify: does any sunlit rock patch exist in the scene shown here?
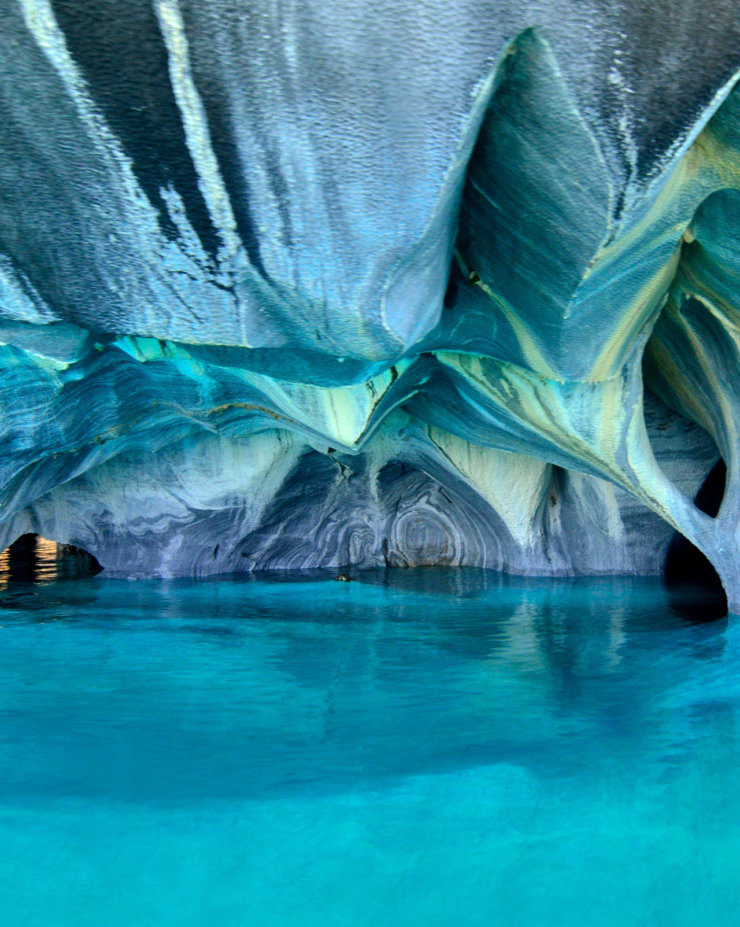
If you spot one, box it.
[3,0,740,607]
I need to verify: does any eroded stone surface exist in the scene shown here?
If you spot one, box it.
[2,1,740,605]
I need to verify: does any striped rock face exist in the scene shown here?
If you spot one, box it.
[3,0,740,607]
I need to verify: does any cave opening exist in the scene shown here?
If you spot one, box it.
[664,459,728,621]
[0,534,102,584]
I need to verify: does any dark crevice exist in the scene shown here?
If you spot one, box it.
[442,272,459,310]
[664,459,727,620]
[692,457,727,518]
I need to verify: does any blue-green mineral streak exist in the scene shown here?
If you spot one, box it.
[2,0,740,608]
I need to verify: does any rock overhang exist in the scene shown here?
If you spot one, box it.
[2,0,740,608]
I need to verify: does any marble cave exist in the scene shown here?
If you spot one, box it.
[4,0,740,610]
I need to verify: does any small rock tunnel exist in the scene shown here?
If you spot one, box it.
[0,534,102,583]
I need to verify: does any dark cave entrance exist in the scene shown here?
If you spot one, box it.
[664,460,727,620]
[0,534,102,583]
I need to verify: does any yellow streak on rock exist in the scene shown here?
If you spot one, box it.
[427,424,549,548]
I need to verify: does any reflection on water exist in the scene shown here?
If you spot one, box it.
[0,566,738,925]
[0,566,732,801]
[0,533,101,587]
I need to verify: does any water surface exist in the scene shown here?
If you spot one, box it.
[0,559,738,925]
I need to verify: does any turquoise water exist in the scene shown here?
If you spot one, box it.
[0,558,738,925]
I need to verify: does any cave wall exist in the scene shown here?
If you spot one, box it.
[3,0,740,602]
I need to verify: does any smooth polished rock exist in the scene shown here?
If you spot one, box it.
[2,0,740,607]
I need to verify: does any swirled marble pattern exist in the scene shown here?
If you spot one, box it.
[3,0,740,606]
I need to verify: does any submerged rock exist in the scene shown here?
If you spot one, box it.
[2,0,740,607]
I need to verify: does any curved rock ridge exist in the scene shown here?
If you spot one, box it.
[2,1,740,606]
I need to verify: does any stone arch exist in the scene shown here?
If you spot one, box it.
[0,533,102,583]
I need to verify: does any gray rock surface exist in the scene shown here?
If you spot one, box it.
[2,0,740,605]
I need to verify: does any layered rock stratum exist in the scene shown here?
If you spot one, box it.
[3,0,740,607]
